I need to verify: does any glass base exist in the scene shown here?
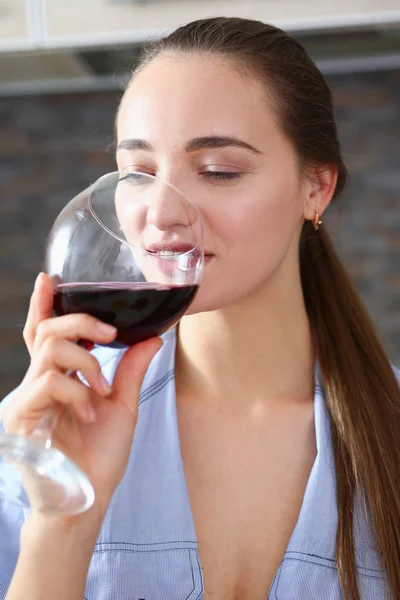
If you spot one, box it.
[0,432,95,515]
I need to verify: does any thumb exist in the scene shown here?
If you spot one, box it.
[24,272,56,356]
[112,337,163,416]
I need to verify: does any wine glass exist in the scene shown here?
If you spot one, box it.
[0,169,204,515]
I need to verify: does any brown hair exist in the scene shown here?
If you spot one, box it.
[128,17,400,599]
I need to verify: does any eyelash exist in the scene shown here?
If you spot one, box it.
[202,171,242,181]
[120,169,242,183]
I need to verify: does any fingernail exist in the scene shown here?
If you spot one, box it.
[96,321,117,336]
[87,402,97,423]
[98,374,112,397]
[34,273,43,291]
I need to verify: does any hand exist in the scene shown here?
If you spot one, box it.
[2,273,162,517]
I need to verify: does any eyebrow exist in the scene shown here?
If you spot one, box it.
[116,135,263,155]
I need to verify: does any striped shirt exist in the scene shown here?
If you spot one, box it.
[0,327,394,599]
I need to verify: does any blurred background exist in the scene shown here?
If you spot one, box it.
[0,0,399,398]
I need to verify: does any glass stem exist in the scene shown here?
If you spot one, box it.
[31,409,57,450]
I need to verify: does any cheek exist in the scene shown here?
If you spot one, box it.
[214,180,303,254]
[188,180,304,312]
[115,189,146,244]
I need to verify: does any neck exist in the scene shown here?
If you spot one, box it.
[176,267,315,410]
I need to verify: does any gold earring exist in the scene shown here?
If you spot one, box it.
[313,212,322,231]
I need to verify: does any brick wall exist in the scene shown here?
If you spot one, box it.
[0,69,399,399]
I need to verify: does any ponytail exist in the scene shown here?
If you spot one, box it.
[300,222,400,599]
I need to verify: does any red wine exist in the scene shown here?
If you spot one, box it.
[53,282,198,348]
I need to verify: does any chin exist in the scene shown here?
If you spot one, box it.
[184,299,208,317]
[183,289,237,316]
[183,293,216,316]
[184,274,275,317]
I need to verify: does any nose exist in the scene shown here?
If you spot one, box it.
[146,180,195,233]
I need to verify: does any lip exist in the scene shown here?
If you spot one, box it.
[146,241,197,255]
[144,242,212,277]
[146,241,213,260]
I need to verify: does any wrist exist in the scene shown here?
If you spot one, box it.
[7,509,106,600]
[21,506,105,556]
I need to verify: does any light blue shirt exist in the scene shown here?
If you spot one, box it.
[0,328,394,599]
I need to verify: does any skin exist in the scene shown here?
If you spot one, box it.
[117,54,338,598]
[4,53,337,600]
[114,171,203,286]
[116,54,337,406]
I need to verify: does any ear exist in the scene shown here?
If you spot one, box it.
[303,166,338,221]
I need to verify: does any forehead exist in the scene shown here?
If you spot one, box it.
[116,54,278,148]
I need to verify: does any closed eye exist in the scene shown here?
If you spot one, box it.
[119,170,243,183]
[203,172,242,181]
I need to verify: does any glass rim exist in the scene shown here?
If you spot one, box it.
[87,169,204,259]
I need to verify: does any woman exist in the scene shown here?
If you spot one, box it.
[0,17,399,600]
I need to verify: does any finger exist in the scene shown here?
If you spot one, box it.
[27,337,112,398]
[33,313,117,356]
[23,273,54,356]
[112,337,163,419]
[3,371,96,435]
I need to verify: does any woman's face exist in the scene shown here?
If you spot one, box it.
[116,54,310,313]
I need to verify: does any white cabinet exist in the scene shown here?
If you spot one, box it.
[42,0,400,47]
[0,0,35,50]
[43,0,264,43]
[1,0,400,53]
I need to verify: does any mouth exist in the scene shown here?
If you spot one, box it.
[146,242,213,262]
